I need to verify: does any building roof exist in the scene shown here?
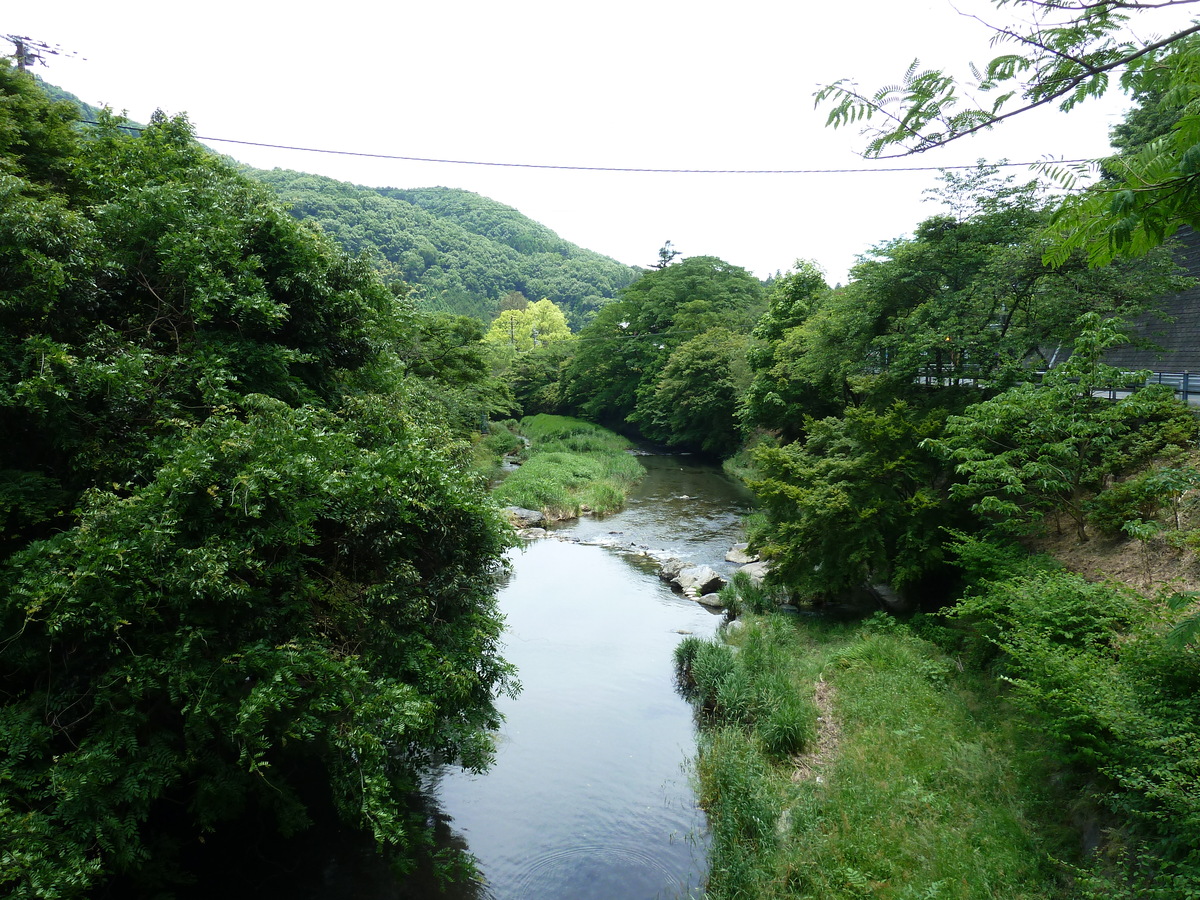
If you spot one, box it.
[1103,226,1200,374]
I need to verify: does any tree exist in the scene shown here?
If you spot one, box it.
[563,256,765,434]
[484,297,572,352]
[652,240,681,269]
[498,289,529,311]
[742,261,833,438]
[0,65,515,895]
[931,314,1199,540]
[749,402,956,602]
[815,0,1200,263]
[560,300,647,426]
[632,328,752,456]
[740,167,1186,437]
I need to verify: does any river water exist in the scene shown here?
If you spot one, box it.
[395,452,756,900]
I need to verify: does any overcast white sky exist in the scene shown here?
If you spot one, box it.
[8,1,1189,283]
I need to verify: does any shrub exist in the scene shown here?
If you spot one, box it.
[719,570,777,616]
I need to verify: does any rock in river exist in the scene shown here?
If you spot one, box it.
[725,543,758,564]
[505,506,545,528]
[676,565,725,596]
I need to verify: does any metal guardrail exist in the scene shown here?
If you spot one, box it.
[913,370,1199,405]
[1147,371,1196,405]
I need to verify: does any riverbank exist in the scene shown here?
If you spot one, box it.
[688,442,1200,899]
[685,611,1079,899]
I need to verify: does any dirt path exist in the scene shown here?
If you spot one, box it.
[790,675,841,783]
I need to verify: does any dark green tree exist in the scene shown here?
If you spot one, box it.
[563,256,765,440]
[632,327,752,456]
[742,260,831,439]
[0,64,514,897]
[750,402,955,602]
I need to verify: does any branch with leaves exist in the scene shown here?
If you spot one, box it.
[816,0,1200,158]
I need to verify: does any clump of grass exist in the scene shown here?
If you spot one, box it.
[720,570,779,617]
[492,415,643,518]
[674,634,706,681]
[674,624,817,756]
[696,725,779,896]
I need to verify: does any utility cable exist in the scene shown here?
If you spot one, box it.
[80,120,1093,176]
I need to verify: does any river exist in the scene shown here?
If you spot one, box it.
[393,452,756,900]
[242,452,755,899]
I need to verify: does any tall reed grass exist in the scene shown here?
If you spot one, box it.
[491,415,644,518]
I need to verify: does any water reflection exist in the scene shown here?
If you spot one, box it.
[410,537,713,899]
[402,453,745,900]
[211,453,746,900]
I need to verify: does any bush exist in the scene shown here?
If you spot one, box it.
[1088,472,1167,537]
[719,570,778,616]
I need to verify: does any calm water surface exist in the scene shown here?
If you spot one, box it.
[404,453,756,900]
[295,452,755,899]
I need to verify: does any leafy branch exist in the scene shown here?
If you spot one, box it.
[815,0,1200,158]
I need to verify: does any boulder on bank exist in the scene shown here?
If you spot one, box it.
[696,592,726,609]
[504,506,545,528]
[738,560,771,586]
[677,565,725,596]
[868,582,913,614]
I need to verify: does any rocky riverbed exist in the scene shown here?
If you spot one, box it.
[504,506,770,609]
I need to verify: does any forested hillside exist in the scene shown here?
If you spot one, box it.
[250,169,641,326]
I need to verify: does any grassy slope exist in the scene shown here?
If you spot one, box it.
[691,613,1077,900]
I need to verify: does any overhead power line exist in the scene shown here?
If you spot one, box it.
[81,120,1093,176]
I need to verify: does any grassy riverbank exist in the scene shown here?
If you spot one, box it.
[682,610,1080,900]
[489,414,645,519]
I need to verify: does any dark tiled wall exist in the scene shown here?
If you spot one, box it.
[1104,226,1200,373]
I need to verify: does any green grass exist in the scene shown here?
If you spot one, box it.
[688,613,1078,900]
[491,415,644,518]
[471,419,523,474]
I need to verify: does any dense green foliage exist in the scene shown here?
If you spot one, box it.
[23,44,1200,896]
[563,255,766,450]
[933,315,1199,541]
[249,169,640,326]
[1,64,515,896]
[680,103,1200,894]
[740,168,1189,608]
[947,551,1200,898]
[750,402,956,599]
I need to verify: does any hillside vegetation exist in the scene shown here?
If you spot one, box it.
[250,169,641,326]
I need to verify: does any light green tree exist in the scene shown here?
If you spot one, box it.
[484,297,572,352]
